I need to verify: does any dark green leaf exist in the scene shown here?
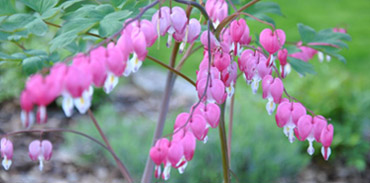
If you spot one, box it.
[0,0,16,16]
[7,30,29,41]
[99,10,132,37]
[50,31,78,52]
[59,0,83,10]
[62,5,97,20]
[111,0,124,8]
[0,14,35,32]
[0,31,10,41]
[26,17,48,36]
[297,23,316,44]
[140,8,156,20]
[19,0,58,14]
[0,51,14,59]
[41,7,60,19]
[24,49,48,56]
[60,18,98,34]
[245,2,283,16]
[121,0,136,9]
[11,52,27,60]
[22,55,48,75]
[288,57,316,76]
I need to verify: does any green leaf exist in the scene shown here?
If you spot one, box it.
[19,0,58,14]
[26,17,48,36]
[0,31,10,41]
[41,7,60,19]
[121,0,136,9]
[60,18,98,34]
[111,0,125,8]
[297,23,316,44]
[50,31,78,52]
[288,57,316,76]
[246,2,283,16]
[99,10,132,37]
[7,30,29,41]
[0,51,14,59]
[24,49,48,56]
[22,55,48,75]
[0,14,36,32]
[285,45,301,54]
[59,0,83,10]
[0,0,16,16]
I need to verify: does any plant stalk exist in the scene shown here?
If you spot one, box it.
[87,109,134,183]
[219,103,230,183]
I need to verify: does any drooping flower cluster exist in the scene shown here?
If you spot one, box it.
[13,1,344,180]
[150,102,221,180]
[29,140,53,171]
[0,138,53,170]
[19,15,166,128]
[276,102,334,160]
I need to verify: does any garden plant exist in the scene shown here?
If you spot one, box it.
[0,0,353,182]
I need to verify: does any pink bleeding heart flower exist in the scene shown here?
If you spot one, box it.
[174,112,190,130]
[186,18,201,44]
[29,140,53,171]
[312,115,328,142]
[221,62,238,86]
[275,101,307,143]
[214,51,231,71]
[190,114,208,141]
[170,7,188,35]
[20,90,34,129]
[152,7,171,36]
[196,78,226,104]
[167,141,184,168]
[206,0,228,27]
[190,102,220,128]
[320,124,334,160]
[333,27,346,33]
[150,138,170,179]
[89,46,108,87]
[230,19,246,43]
[107,43,127,72]
[104,42,126,94]
[196,67,220,84]
[296,115,316,155]
[127,26,147,74]
[203,103,221,128]
[278,48,290,78]
[200,31,220,51]
[221,62,238,97]
[259,28,286,54]
[262,75,284,115]
[239,23,251,46]
[62,62,93,116]
[64,65,91,98]
[1,138,13,170]
[117,31,134,56]
[289,42,317,62]
[238,49,257,82]
[140,19,158,47]
[26,74,60,124]
[171,129,196,174]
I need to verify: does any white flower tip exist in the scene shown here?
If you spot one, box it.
[321,146,331,161]
[203,135,208,144]
[266,100,276,115]
[2,157,12,171]
[62,94,74,117]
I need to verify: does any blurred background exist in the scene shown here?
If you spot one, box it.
[0,0,370,182]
